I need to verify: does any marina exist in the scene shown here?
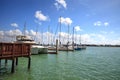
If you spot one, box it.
[0,0,120,80]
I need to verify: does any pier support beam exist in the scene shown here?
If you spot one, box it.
[11,58,15,73]
[16,58,18,66]
[0,59,1,68]
[5,59,8,66]
[28,57,31,70]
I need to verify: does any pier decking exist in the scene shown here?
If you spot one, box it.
[0,42,31,73]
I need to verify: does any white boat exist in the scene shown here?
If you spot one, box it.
[74,45,86,50]
[14,35,48,54]
[15,35,36,44]
[31,45,48,54]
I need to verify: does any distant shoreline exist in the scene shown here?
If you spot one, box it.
[84,44,120,47]
[34,43,120,47]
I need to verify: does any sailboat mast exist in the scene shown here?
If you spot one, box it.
[48,25,50,46]
[59,16,61,46]
[23,22,26,36]
[34,25,38,42]
[41,29,43,45]
[72,27,74,44]
[80,34,81,45]
[68,24,70,43]
[72,26,75,50]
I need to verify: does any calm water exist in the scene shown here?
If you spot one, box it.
[0,47,120,80]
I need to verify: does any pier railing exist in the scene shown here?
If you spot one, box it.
[0,43,31,58]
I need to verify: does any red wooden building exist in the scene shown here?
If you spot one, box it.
[0,42,31,73]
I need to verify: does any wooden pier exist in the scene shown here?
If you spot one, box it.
[0,42,31,73]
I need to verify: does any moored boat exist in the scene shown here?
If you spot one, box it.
[14,35,36,44]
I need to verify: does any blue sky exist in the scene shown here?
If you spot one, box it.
[0,0,120,44]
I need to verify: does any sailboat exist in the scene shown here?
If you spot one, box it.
[31,25,48,54]
[73,27,86,50]
[58,17,74,51]
[74,44,86,50]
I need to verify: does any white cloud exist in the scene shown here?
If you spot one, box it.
[24,30,29,35]
[81,34,93,44]
[0,31,4,36]
[11,23,18,27]
[58,17,72,25]
[94,21,102,26]
[54,0,67,10]
[110,31,114,34]
[35,11,48,21]
[34,20,42,25]
[0,29,22,42]
[43,32,55,44]
[58,32,72,44]
[5,30,14,37]
[97,34,106,41]
[59,32,68,37]
[30,30,36,36]
[54,3,61,10]
[0,29,120,45]
[5,29,22,37]
[100,31,107,34]
[100,31,114,34]
[74,33,107,44]
[104,22,109,27]
[14,29,22,35]
[74,26,82,31]
[0,31,4,39]
[94,21,109,27]
[29,30,41,42]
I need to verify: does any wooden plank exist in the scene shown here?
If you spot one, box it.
[0,43,31,59]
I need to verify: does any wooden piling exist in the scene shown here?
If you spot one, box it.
[67,42,69,52]
[16,58,18,66]
[72,41,74,51]
[56,39,58,54]
[5,59,8,66]
[0,59,1,68]
[28,57,31,69]
[11,58,15,73]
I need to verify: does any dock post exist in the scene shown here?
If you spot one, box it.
[72,41,74,51]
[11,58,15,73]
[67,42,69,52]
[56,39,58,54]
[28,57,31,70]
[16,58,18,66]
[0,59,1,68]
[5,59,8,66]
